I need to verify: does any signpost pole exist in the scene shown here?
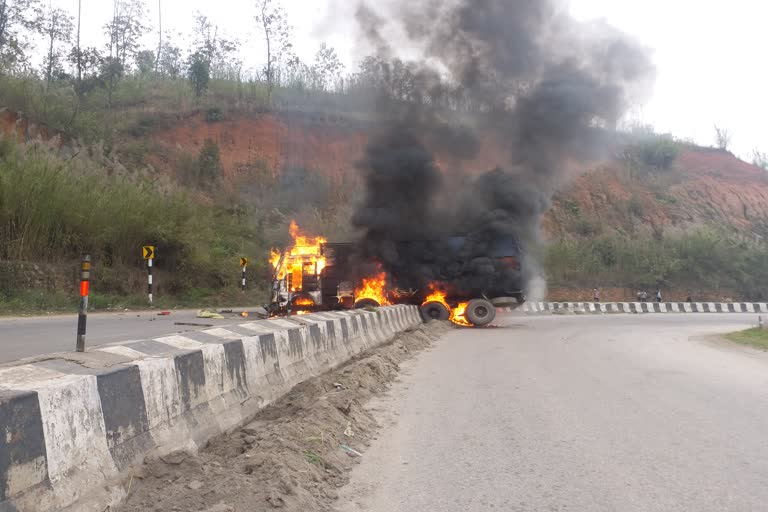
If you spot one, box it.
[240,257,248,292]
[148,257,154,305]
[76,254,91,352]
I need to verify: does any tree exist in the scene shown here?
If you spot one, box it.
[752,149,768,171]
[40,5,74,87]
[192,13,240,80]
[311,43,343,91]
[187,51,210,98]
[104,0,148,70]
[102,0,147,108]
[0,0,42,71]
[158,34,181,78]
[67,45,103,95]
[254,0,293,104]
[198,138,222,185]
[135,49,155,76]
[714,125,732,151]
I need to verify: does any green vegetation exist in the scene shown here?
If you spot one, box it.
[726,329,768,351]
[545,230,768,300]
[0,138,263,294]
[625,133,680,171]
[0,287,267,315]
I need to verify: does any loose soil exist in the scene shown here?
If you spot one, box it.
[115,321,451,512]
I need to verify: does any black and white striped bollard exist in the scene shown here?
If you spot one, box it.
[240,257,248,292]
[148,257,154,305]
[76,254,91,352]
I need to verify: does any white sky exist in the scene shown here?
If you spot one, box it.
[47,0,768,159]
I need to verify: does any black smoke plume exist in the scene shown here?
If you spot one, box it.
[352,0,655,300]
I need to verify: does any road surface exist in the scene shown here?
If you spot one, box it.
[338,313,768,512]
[0,309,247,363]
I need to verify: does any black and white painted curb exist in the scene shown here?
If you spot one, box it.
[518,302,768,314]
[0,305,422,512]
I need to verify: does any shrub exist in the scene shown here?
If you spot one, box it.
[205,107,224,123]
[628,134,679,170]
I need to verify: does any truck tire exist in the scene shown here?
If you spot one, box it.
[354,298,380,309]
[466,299,496,326]
[420,301,450,322]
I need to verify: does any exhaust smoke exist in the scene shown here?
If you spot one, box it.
[352,0,655,300]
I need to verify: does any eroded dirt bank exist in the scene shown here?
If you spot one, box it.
[115,321,450,512]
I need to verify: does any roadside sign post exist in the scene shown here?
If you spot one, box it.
[76,254,91,352]
[143,246,155,305]
[240,257,248,291]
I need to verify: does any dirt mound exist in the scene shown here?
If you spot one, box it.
[116,322,451,512]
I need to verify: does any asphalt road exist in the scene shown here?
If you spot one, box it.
[338,313,768,512]
[0,309,240,363]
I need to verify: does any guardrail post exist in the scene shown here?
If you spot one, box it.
[76,254,91,352]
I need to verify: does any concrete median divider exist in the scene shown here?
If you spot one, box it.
[518,302,768,314]
[0,305,423,512]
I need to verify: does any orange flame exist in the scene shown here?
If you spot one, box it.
[423,283,472,326]
[294,297,314,307]
[270,221,327,291]
[355,272,390,306]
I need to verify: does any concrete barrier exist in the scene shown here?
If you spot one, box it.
[517,302,768,314]
[0,305,422,512]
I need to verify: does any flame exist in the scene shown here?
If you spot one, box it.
[451,302,472,327]
[270,221,327,291]
[423,283,473,326]
[355,272,390,306]
[295,297,314,307]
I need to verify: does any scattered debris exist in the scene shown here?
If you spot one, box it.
[340,445,363,457]
[157,311,171,316]
[197,310,226,319]
[174,322,214,328]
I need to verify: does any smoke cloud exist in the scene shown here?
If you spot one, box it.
[352,0,655,299]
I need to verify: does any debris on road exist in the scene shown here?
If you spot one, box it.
[174,322,214,328]
[341,444,363,457]
[118,321,449,512]
[197,310,226,319]
[157,311,171,316]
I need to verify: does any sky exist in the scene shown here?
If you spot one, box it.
[47,0,768,160]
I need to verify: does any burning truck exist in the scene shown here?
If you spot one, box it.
[268,222,524,326]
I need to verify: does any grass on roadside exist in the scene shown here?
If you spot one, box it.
[726,328,768,351]
[0,288,268,316]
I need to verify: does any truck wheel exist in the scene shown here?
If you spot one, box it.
[420,301,450,322]
[354,298,380,309]
[466,299,496,326]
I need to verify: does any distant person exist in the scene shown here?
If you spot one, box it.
[593,288,600,302]
[686,292,693,303]
[656,289,663,303]
[636,290,642,302]
[640,291,648,303]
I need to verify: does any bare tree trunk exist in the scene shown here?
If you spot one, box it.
[260,2,272,105]
[0,0,8,56]
[67,0,82,127]
[155,0,161,74]
[76,0,81,85]
[45,27,54,88]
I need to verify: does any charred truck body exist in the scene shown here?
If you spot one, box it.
[269,235,525,326]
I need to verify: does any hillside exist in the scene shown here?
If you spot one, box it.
[145,111,768,239]
[3,107,768,304]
